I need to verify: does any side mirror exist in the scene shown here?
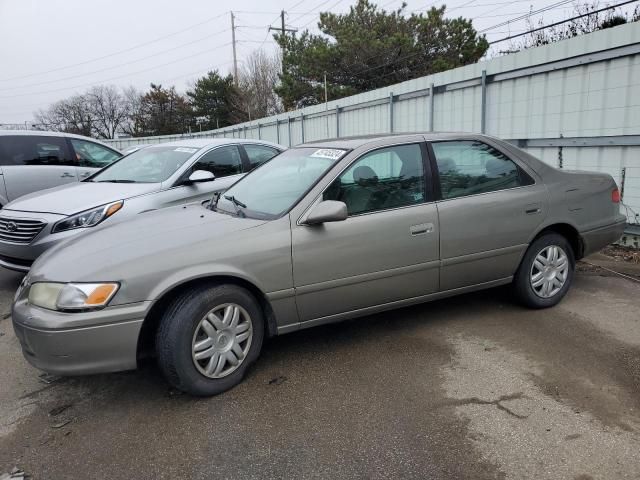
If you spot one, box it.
[187,170,215,184]
[305,200,348,225]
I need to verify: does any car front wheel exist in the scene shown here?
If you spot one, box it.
[513,232,575,309]
[155,284,264,396]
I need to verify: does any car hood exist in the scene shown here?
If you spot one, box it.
[29,204,268,284]
[3,182,162,215]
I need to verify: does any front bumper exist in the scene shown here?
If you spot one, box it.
[0,209,72,272]
[11,297,150,376]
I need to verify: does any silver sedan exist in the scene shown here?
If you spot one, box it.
[0,138,284,271]
[12,133,625,396]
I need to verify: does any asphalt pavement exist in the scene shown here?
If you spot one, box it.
[1,264,639,479]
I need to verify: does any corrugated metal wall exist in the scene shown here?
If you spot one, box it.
[106,22,640,223]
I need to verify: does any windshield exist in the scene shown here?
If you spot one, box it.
[90,145,199,183]
[216,147,347,219]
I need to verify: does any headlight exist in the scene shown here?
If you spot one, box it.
[28,282,119,311]
[52,201,123,233]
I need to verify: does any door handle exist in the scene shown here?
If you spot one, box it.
[410,223,434,236]
[60,172,75,178]
[80,172,91,177]
[525,203,542,215]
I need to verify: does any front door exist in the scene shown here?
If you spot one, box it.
[429,139,547,291]
[156,145,246,208]
[291,142,440,323]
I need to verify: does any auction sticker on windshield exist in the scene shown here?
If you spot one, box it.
[174,147,198,153]
[310,149,345,160]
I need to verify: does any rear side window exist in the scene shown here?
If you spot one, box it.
[431,141,534,200]
[193,146,243,178]
[243,144,280,170]
[70,139,121,168]
[0,135,74,166]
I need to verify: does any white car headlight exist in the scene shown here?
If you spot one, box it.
[28,282,119,311]
[51,201,123,234]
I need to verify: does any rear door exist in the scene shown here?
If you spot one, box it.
[429,138,547,291]
[68,138,121,180]
[291,141,440,322]
[0,135,78,202]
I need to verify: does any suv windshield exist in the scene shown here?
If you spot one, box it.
[216,147,347,219]
[90,145,199,183]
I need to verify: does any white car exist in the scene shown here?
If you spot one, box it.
[0,130,122,205]
[0,138,284,271]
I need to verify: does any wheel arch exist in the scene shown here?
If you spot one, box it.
[530,222,584,260]
[136,275,278,361]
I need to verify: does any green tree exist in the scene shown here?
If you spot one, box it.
[275,0,488,110]
[186,70,246,129]
[138,84,193,136]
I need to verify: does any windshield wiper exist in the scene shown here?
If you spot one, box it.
[97,179,137,183]
[224,195,247,209]
[223,195,247,217]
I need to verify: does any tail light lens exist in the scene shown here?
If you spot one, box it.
[612,188,621,203]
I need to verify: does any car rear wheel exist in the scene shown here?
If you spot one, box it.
[513,232,575,308]
[155,284,264,396]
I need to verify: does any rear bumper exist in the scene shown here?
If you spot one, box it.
[11,299,149,376]
[581,217,627,257]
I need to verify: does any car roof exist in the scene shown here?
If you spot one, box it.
[145,138,286,150]
[297,132,495,149]
[0,130,121,152]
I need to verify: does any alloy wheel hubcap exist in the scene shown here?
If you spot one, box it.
[530,245,569,298]
[191,303,253,379]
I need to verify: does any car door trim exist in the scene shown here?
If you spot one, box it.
[440,243,527,267]
[280,276,514,333]
[294,258,441,295]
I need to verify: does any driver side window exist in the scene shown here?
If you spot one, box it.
[192,146,242,178]
[323,143,425,215]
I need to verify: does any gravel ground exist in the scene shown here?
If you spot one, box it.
[1,262,639,480]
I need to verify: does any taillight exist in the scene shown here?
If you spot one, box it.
[612,188,620,203]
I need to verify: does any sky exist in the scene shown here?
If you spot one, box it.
[0,0,637,125]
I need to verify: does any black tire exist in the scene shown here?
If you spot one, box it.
[155,284,264,396]
[513,232,575,309]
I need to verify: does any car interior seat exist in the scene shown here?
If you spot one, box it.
[342,165,378,214]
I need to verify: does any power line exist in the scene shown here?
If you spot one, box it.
[489,0,640,43]
[478,0,576,33]
[0,10,231,83]
[2,61,235,118]
[299,0,347,29]
[0,42,233,99]
[0,29,231,92]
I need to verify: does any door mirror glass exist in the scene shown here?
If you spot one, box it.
[188,170,215,183]
[305,200,348,225]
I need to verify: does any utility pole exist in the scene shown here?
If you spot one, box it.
[231,11,238,86]
[269,10,297,64]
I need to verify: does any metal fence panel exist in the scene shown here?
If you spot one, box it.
[104,22,640,220]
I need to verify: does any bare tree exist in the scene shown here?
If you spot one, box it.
[34,94,94,136]
[119,86,145,137]
[238,50,283,119]
[509,2,636,52]
[86,85,129,139]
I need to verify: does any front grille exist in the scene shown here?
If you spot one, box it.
[0,217,46,243]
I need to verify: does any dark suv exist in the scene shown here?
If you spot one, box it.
[0,131,122,206]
